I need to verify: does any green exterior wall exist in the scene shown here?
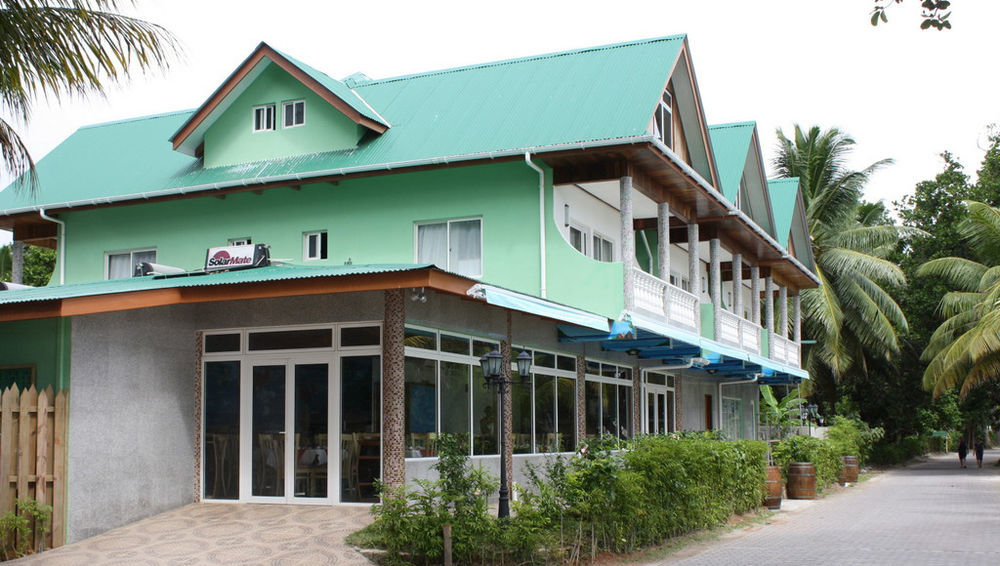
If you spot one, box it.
[0,318,70,391]
[204,63,363,168]
[57,161,625,317]
[700,303,714,341]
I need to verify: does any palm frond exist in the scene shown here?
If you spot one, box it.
[916,257,986,291]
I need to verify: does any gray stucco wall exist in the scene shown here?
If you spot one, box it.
[679,373,759,439]
[66,292,383,543]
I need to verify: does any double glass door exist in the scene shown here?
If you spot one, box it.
[644,384,675,435]
[203,354,381,504]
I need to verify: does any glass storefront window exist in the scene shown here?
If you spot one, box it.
[439,362,471,450]
[472,366,498,455]
[204,361,240,500]
[534,375,556,452]
[404,357,437,454]
[557,377,576,451]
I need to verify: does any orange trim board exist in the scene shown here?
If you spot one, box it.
[0,269,474,323]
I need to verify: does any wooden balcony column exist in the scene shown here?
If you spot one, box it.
[732,253,743,318]
[765,277,775,335]
[779,285,788,338]
[657,201,670,282]
[709,238,721,340]
[621,176,636,311]
[793,294,802,343]
[750,265,761,326]
[688,223,700,296]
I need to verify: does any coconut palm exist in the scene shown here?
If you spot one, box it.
[0,0,177,196]
[774,125,911,378]
[919,201,1000,398]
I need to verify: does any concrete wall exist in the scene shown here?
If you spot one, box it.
[679,373,759,439]
[65,292,383,543]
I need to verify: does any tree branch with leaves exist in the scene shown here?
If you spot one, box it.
[871,0,953,30]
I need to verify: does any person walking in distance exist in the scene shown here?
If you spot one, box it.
[975,438,985,468]
[958,437,968,468]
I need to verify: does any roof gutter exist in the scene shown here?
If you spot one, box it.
[648,138,821,286]
[38,208,65,284]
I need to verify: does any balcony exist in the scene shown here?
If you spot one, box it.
[631,268,700,335]
[717,308,763,355]
[770,333,800,367]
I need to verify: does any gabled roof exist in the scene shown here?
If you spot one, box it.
[767,177,800,248]
[170,42,390,157]
[0,36,686,214]
[707,122,755,203]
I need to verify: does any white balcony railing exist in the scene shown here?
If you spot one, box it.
[717,309,763,355]
[632,268,700,334]
[770,333,801,367]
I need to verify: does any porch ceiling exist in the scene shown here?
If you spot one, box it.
[543,143,817,291]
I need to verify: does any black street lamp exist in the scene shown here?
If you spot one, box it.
[479,348,532,519]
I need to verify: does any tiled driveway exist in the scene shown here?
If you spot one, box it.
[13,503,374,565]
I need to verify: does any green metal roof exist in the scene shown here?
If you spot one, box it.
[0,264,434,305]
[707,122,754,203]
[272,47,389,128]
[0,36,685,213]
[767,177,800,248]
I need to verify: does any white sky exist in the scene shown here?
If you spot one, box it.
[2,0,997,246]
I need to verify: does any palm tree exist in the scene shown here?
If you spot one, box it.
[774,125,911,379]
[0,0,177,196]
[919,201,1000,398]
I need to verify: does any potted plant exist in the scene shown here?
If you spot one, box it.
[760,385,806,508]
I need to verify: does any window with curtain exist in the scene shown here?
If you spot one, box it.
[416,218,482,277]
[106,249,156,279]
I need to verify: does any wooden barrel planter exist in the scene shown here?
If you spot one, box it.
[786,462,817,500]
[764,465,783,509]
[839,455,859,485]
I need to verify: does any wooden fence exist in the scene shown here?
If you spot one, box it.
[0,385,69,551]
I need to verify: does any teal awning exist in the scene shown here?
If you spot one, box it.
[750,353,809,380]
[468,284,610,332]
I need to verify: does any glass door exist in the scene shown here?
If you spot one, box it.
[643,384,675,435]
[244,358,332,503]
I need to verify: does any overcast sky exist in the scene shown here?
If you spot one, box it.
[2,0,997,246]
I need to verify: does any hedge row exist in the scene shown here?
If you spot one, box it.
[361,433,768,565]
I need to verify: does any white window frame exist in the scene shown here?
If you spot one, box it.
[282,99,306,129]
[104,247,156,280]
[568,223,588,256]
[414,217,483,278]
[591,231,615,262]
[656,90,673,147]
[303,231,328,261]
[252,104,275,132]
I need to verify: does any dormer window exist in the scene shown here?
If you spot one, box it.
[283,100,305,128]
[654,90,672,147]
[253,104,275,132]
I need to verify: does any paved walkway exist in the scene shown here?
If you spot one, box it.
[654,449,1000,566]
[12,503,373,566]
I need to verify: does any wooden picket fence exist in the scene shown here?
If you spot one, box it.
[0,385,69,551]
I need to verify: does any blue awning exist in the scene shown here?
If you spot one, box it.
[467,284,611,332]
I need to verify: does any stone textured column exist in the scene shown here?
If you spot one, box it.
[794,294,802,343]
[709,238,721,340]
[382,289,406,490]
[501,313,513,490]
[657,202,670,281]
[11,241,23,285]
[673,373,683,432]
[632,364,642,437]
[193,331,204,502]
[576,354,586,445]
[765,277,775,335]
[687,223,700,296]
[779,285,788,338]
[750,265,761,326]
[621,176,636,310]
[732,253,743,318]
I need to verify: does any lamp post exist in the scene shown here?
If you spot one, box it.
[479,348,532,519]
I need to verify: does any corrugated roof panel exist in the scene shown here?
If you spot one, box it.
[767,177,800,248]
[0,36,684,213]
[0,264,434,305]
[707,122,755,202]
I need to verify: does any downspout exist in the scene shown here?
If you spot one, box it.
[719,373,760,436]
[525,152,547,298]
[39,208,65,285]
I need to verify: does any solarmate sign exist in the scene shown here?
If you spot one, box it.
[204,244,270,272]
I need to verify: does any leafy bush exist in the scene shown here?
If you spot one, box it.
[0,498,52,560]
[772,435,841,489]
[870,434,930,465]
[825,415,885,465]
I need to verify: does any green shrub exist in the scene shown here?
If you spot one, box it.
[870,434,930,465]
[772,435,841,489]
[826,416,884,465]
[0,498,52,560]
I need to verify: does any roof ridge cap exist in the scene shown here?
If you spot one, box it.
[708,121,757,130]
[78,109,195,131]
[354,35,687,87]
